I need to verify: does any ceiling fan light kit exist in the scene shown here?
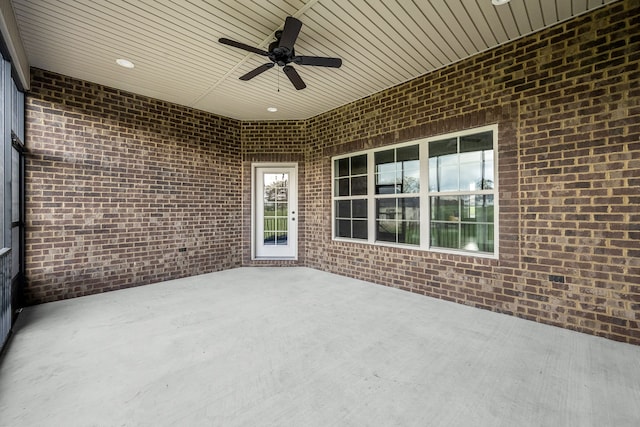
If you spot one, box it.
[219,16,342,90]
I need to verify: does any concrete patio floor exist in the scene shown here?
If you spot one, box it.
[1,267,639,426]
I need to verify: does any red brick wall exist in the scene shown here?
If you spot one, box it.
[25,70,243,303]
[298,0,640,344]
[240,120,307,266]
[24,0,640,344]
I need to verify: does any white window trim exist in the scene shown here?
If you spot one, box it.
[331,125,499,259]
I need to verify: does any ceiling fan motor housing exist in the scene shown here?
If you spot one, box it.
[269,38,294,66]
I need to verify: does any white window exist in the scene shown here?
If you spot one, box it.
[332,125,498,257]
[374,145,420,245]
[334,154,368,240]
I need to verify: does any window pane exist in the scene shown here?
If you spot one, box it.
[337,178,349,196]
[375,149,394,168]
[376,198,397,219]
[461,195,494,222]
[376,198,397,242]
[351,154,367,175]
[430,196,459,221]
[429,138,457,157]
[459,150,483,191]
[429,138,458,192]
[460,132,493,190]
[336,219,350,238]
[399,198,420,245]
[483,150,495,190]
[351,176,367,195]
[375,198,420,245]
[460,131,492,153]
[398,221,420,245]
[337,158,349,177]
[352,199,367,218]
[461,224,494,253]
[401,166,420,193]
[377,220,397,243]
[399,146,420,194]
[397,145,419,162]
[459,150,494,191]
[353,220,368,239]
[399,197,420,221]
[475,195,494,222]
[337,200,350,218]
[430,223,458,249]
[428,153,458,192]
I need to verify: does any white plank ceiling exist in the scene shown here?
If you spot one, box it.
[11,0,617,121]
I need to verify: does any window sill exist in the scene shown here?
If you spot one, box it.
[332,237,498,259]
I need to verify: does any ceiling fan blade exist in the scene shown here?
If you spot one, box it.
[239,63,275,81]
[278,17,302,50]
[295,56,342,68]
[219,38,270,56]
[283,65,306,90]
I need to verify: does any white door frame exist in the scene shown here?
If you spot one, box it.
[251,163,298,260]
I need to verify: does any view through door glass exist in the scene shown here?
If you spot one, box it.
[263,172,289,246]
[254,165,297,259]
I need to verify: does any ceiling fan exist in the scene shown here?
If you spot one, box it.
[219,16,342,90]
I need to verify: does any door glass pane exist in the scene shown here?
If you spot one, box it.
[264,218,275,231]
[263,172,288,246]
[264,202,275,216]
[276,218,288,231]
[264,232,276,245]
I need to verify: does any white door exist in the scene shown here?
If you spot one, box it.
[253,164,298,259]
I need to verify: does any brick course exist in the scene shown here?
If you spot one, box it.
[300,0,640,344]
[26,71,243,303]
[25,0,640,343]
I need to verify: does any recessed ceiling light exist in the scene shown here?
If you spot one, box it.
[267,107,278,112]
[492,0,511,5]
[116,58,135,69]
